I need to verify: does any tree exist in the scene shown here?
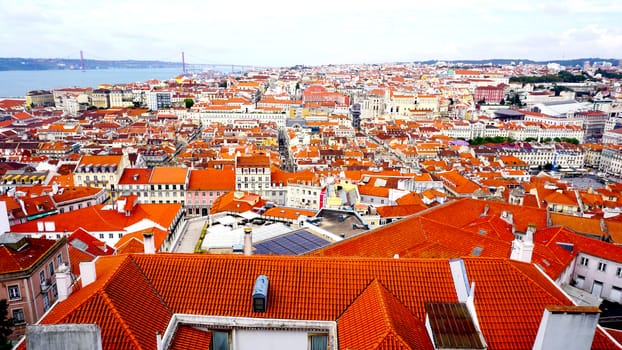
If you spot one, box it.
[184,98,194,109]
[0,299,14,349]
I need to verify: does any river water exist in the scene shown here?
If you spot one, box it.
[0,68,184,98]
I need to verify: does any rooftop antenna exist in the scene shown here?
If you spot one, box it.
[80,50,85,71]
[182,51,186,75]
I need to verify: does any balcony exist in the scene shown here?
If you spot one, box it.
[40,278,52,293]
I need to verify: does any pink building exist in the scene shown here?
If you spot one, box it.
[186,168,236,216]
[0,233,69,340]
[473,85,505,104]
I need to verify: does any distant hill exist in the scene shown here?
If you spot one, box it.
[1,57,619,71]
[0,58,180,71]
[411,58,620,67]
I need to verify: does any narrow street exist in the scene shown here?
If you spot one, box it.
[173,217,208,253]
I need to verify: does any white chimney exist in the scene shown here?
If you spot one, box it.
[117,198,126,213]
[0,201,10,234]
[55,264,72,301]
[243,227,253,256]
[449,258,471,303]
[532,305,600,350]
[79,261,97,287]
[510,224,535,263]
[143,231,155,254]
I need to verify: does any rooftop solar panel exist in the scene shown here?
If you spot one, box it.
[253,230,332,255]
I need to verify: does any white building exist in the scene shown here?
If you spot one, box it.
[147,90,173,111]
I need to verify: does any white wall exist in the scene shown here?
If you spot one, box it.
[236,329,309,350]
[573,252,622,303]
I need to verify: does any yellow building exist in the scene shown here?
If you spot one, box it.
[25,90,54,107]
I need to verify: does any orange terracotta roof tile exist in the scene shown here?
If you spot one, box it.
[115,228,168,254]
[209,191,264,214]
[10,203,182,235]
[263,207,316,220]
[539,226,622,263]
[187,168,235,191]
[544,191,578,206]
[35,254,617,350]
[150,167,188,184]
[78,155,123,166]
[550,213,607,238]
[421,198,548,233]
[41,256,171,350]
[118,168,153,185]
[376,204,428,218]
[169,326,211,350]
[338,280,433,350]
[0,236,61,274]
[396,192,426,207]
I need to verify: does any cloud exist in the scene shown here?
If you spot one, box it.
[0,0,620,65]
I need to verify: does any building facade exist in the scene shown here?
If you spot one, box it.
[0,234,69,340]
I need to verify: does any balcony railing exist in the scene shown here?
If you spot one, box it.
[40,278,52,293]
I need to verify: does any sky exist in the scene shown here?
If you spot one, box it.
[1,0,621,67]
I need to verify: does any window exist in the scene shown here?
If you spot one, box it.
[580,257,589,266]
[39,270,45,284]
[309,334,328,350]
[12,309,25,324]
[8,285,20,300]
[49,261,54,276]
[109,233,114,239]
[57,253,63,266]
[119,233,123,238]
[598,262,607,272]
[210,331,230,350]
[617,267,622,278]
[43,294,50,311]
[52,283,58,298]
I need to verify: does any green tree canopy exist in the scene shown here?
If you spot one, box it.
[0,299,14,350]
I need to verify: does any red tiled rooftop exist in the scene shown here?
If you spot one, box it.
[10,203,182,234]
[150,167,188,184]
[187,168,235,191]
[35,254,617,350]
[77,155,123,166]
[0,236,61,274]
[169,325,211,350]
[118,168,153,185]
